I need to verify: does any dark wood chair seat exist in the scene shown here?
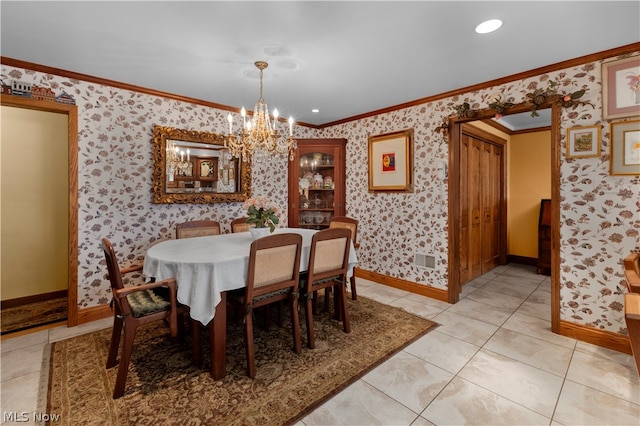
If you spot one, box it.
[101,238,188,399]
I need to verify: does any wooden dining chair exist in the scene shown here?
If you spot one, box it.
[228,233,303,378]
[329,216,359,300]
[101,237,188,399]
[175,219,221,239]
[301,228,352,349]
[230,216,253,233]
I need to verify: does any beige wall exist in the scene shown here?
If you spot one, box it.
[1,106,68,300]
[507,130,552,258]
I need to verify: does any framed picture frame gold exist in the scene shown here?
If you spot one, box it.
[602,56,640,120]
[566,125,600,158]
[368,129,413,192]
[610,119,640,176]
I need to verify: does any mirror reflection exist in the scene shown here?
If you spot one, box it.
[152,126,251,204]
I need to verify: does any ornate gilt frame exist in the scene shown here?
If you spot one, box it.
[151,126,251,204]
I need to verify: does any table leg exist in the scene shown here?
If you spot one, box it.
[210,291,227,379]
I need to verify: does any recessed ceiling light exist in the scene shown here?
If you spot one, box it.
[312,109,319,113]
[475,19,502,34]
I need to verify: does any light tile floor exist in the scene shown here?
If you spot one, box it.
[2,264,639,425]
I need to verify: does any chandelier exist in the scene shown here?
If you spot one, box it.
[166,142,192,180]
[225,61,297,162]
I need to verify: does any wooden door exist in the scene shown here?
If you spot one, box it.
[459,125,505,284]
[482,142,502,272]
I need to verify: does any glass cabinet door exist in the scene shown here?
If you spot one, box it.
[298,152,335,229]
[288,139,346,229]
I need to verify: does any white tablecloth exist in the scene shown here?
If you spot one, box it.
[143,228,358,326]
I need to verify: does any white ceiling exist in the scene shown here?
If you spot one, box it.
[1,1,639,128]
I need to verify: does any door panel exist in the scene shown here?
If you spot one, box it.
[460,126,505,284]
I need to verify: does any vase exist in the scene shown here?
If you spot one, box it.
[249,227,271,240]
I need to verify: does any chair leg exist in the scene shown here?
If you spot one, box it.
[333,284,341,321]
[305,296,316,349]
[113,320,137,399]
[244,309,256,378]
[277,300,284,327]
[106,314,123,369]
[290,294,301,354]
[338,283,351,334]
[350,275,357,300]
[324,287,331,312]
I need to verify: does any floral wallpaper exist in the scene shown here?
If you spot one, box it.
[2,51,638,336]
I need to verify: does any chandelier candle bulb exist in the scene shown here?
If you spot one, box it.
[186,149,190,162]
[289,116,293,136]
[273,108,279,131]
[227,113,233,134]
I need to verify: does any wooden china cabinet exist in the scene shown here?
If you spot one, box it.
[288,138,347,229]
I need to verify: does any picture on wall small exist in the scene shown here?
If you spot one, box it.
[368,129,413,192]
[602,56,640,120]
[566,125,601,158]
[610,119,640,175]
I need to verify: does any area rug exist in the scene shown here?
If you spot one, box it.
[1,297,67,335]
[42,296,437,425]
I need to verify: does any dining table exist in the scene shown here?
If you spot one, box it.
[143,227,358,379]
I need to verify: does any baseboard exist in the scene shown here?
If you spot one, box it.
[354,268,449,303]
[76,303,112,325]
[558,319,632,355]
[1,290,68,309]
[507,255,537,266]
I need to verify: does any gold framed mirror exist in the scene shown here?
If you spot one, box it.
[152,125,251,204]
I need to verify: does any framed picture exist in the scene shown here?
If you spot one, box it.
[602,56,640,120]
[566,125,600,158]
[197,158,218,180]
[368,129,413,192]
[610,120,640,175]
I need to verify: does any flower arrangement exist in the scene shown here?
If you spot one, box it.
[244,196,279,232]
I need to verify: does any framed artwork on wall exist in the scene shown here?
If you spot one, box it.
[610,119,640,176]
[368,129,413,192]
[566,125,601,158]
[601,56,640,120]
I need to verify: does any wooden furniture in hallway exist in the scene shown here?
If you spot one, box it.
[537,199,552,275]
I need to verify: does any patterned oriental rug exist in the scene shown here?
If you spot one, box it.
[41,296,438,425]
[1,297,67,335]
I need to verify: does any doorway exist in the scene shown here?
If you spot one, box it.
[447,103,561,332]
[0,95,79,329]
[458,123,506,285]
